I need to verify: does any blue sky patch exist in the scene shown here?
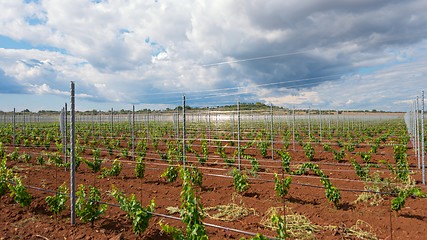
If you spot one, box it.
[24,0,40,3]
[0,35,33,49]
[1,1,427,111]
[25,15,47,26]
[0,35,68,54]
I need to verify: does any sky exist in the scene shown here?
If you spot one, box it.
[1,0,427,112]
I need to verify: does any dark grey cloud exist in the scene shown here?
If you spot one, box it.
[1,0,427,111]
[205,0,427,90]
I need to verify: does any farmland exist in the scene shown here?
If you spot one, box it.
[0,109,426,239]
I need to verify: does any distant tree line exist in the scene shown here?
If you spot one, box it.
[0,105,402,114]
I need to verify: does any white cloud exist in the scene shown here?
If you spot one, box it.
[29,83,67,95]
[1,0,427,111]
[262,91,321,106]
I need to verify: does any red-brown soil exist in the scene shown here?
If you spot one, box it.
[1,137,427,240]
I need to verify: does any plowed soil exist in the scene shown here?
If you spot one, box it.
[1,138,427,240]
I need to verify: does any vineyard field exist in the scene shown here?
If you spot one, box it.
[0,111,426,239]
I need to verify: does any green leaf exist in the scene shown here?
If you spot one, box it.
[45,183,68,215]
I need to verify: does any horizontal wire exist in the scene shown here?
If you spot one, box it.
[4,179,277,239]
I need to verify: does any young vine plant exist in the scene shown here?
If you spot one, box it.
[271,211,290,239]
[99,158,122,178]
[303,143,315,161]
[184,164,203,187]
[232,168,250,194]
[292,163,341,208]
[9,174,32,207]
[391,187,425,212]
[0,158,13,197]
[45,183,68,215]
[257,139,269,158]
[160,167,208,240]
[110,186,155,235]
[135,157,146,179]
[274,173,292,199]
[276,149,291,173]
[76,184,107,226]
[161,162,179,183]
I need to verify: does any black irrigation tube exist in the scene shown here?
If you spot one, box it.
[12,139,416,172]
[3,147,426,195]
[4,146,422,193]
[66,156,427,196]
[5,134,415,162]
[5,179,58,195]
[1,141,407,163]
[4,180,278,240]
[3,165,419,199]
[204,172,415,196]
[102,155,426,185]
[2,145,425,192]
[102,159,422,193]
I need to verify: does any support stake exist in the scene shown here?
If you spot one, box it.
[237,101,241,170]
[182,95,186,168]
[70,81,76,226]
[421,91,425,185]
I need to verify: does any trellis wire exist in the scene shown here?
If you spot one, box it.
[1,114,426,238]
[2,89,424,237]
[4,138,422,179]
[4,178,277,240]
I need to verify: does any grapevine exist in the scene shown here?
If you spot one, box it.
[9,174,32,207]
[45,183,68,215]
[257,139,269,158]
[351,160,370,181]
[276,149,291,173]
[274,173,292,199]
[292,163,341,208]
[161,162,179,183]
[0,158,13,196]
[393,145,409,182]
[232,168,250,193]
[85,149,102,173]
[110,186,155,235]
[135,157,146,178]
[99,158,122,178]
[391,187,425,212]
[271,211,290,239]
[76,184,107,226]
[303,143,315,161]
[333,149,345,162]
[160,167,208,240]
